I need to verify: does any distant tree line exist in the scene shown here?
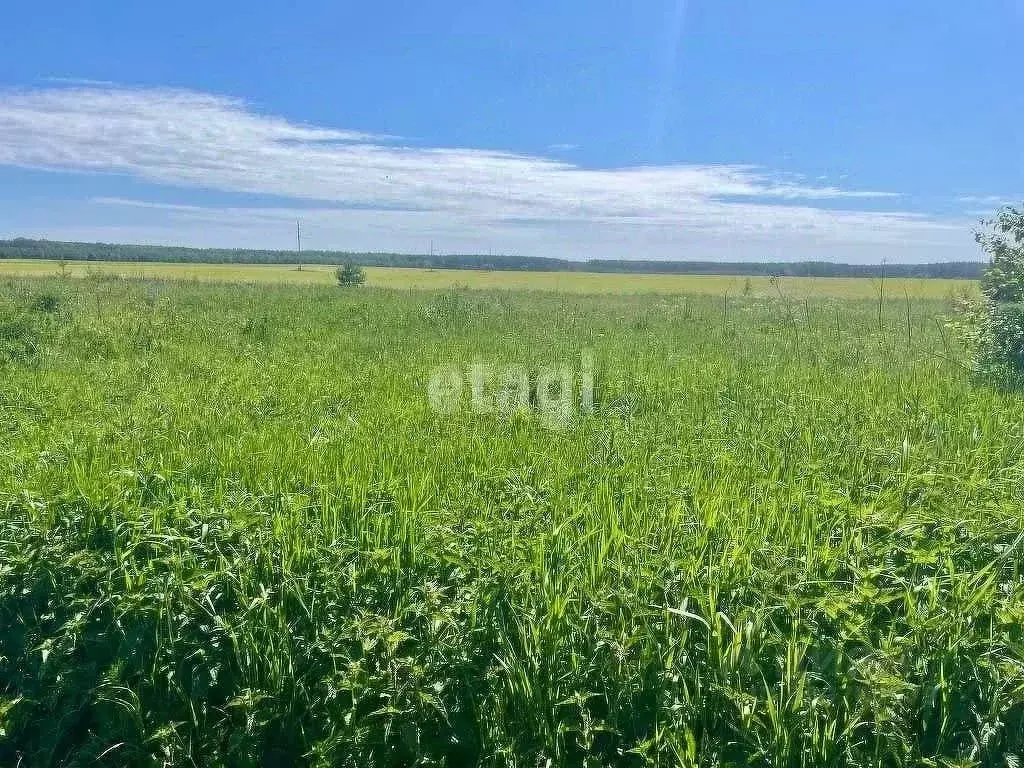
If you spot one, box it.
[0,237,984,279]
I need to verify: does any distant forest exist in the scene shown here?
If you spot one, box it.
[0,238,984,279]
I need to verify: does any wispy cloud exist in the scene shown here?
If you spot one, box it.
[957,195,1024,219]
[958,195,1023,208]
[0,84,980,261]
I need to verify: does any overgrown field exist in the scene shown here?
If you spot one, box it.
[0,276,1022,767]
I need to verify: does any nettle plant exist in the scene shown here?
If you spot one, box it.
[952,205,1024,384]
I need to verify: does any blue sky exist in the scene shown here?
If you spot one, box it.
[1,0,1021,262]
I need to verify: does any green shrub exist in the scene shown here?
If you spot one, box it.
[953,204,1024,383]
[29,291,61,313]
[335,263,366,287]
[0,314,42,364]
[979,205,1024,302]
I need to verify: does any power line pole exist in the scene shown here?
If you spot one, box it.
[296,220,302,254]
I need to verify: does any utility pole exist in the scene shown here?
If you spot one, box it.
[296,220,302,254]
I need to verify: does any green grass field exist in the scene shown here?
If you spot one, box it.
[0,258,977,299]
[1,273,1021,766]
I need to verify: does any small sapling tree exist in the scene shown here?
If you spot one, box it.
[336,263,366,287]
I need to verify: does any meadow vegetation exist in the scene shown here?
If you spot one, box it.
[0,258,977,299]
[0,273,1021,766]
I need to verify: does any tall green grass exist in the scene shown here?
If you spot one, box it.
[0,276,1022,766]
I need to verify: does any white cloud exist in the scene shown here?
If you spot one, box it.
[0,84,982,261]
[959,195,1023,208]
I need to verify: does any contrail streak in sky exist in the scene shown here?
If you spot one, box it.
[651,0,689,155]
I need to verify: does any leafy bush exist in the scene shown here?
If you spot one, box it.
[952,205,1024,383]
[979,206,1024,302]
[335,263,366,287]
[30,291,62,313]
[0,313,42,364]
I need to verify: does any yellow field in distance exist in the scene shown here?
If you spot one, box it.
[0,258,977,299]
